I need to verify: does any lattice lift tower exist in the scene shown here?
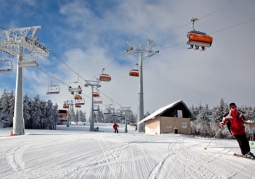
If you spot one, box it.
[124,39,158,132]
[0,26,50,135]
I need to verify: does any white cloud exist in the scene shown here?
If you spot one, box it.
[1,0,255,117]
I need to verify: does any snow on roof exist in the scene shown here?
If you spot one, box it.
[139,100,186,124]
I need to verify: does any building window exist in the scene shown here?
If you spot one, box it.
[177,110,183,118]
[182,121,187,128]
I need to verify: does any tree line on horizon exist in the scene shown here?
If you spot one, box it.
[0,90,86,129]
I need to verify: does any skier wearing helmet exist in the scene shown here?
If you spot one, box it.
[219,102,254,159]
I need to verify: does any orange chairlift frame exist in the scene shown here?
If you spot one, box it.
[63,101,68,108]
[129,63,139,77]
[129,69,139,77]
[74,95,82,100]
[93,92,100,97]
[99,68,111,82]
[187,17,213,51]
[75,104,81,108]
[93,87,100,97]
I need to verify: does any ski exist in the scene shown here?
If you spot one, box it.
[234,153,255,160]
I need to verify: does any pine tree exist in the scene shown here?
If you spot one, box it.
[23,94,32,128]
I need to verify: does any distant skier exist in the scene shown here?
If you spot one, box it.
[219,102,255,159]
[113,123,119,133]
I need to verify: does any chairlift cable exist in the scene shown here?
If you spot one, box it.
[209,17,255,34]
[36,66,69,86]
[97,89,122,107]
[100,65,136,87]
[90,51,136,81]
[150,0,241,40]
[37,65,123,107]
[198,0,241,21]
[50,52,86,81]
[158,17,255,51]
[0,26,86,82]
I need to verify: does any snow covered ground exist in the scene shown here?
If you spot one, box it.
[0,123,255,179]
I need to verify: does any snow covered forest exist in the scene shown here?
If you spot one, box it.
[0,90,59,129]
[0,90,88,129]
[190,98,255,139]
[1,89,255,139]
[88,108,137,124]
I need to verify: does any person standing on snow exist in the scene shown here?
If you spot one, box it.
[113,123,119,133]
[219,102,255,159]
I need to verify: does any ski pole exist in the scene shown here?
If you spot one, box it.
[250,119,254,146]
[204,128,222,150]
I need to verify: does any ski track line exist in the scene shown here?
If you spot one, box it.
[100,139,133,179]
[70,142,131,179]
[251,168,255,179]
[178,146,231,178]
[147,139,186,179]
[164,141,191,179]
[97,138,118,179]
[3,138,105,178]
[159,142,186,178]
[148,140,210,179]
[174,143,228,178]
[6,145,26,172]
[179,146,254,179]
[186,152,223,178]
[67,140,145,179]
[133,144,154,179]
[68,143,111,179]
[216,154,255,178]
[97,139,143,179]
[172,141,197,179]
[42,141,108,178]
[81,139,154,179]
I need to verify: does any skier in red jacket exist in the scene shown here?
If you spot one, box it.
[219,103,254,159]
[113,123,119,133]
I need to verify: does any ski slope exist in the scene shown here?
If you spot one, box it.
[0,123,254,179]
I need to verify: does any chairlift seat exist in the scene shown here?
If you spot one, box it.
[0,68,12,73]
[99,74,111,82]
[75,105,81,108]
[46,85,60,94]
[69,87,82,93]
[129,69,139,77]
[18,60,38,67]
[74,95,82,100]
[0,59,13,72]
[75,99,85,105]
[69,81,82,93]
[47,91,60,94]
[187,32,213,47]
[93,92,100,97]
[93,100,102,104]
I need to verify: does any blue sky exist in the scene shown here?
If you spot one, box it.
[0,0,255,116]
